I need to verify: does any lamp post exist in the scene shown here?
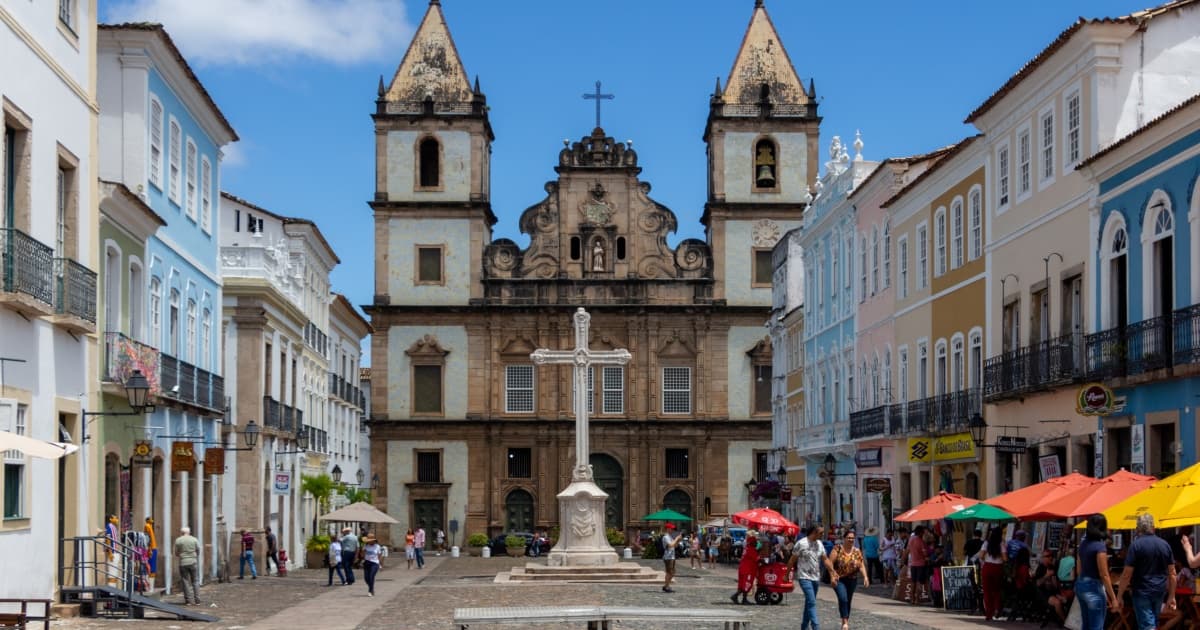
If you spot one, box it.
[745,477,757,508]
[222,420,260,451]
[275,427,309,455]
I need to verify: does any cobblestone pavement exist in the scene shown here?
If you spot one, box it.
[53,554,1042,629]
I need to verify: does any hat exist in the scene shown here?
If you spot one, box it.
[865,527,878,537]
[665,523,676,530]
[342,527,352,533]
[1014,530,1027,540]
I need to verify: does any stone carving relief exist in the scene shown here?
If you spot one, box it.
[570,502,598,538]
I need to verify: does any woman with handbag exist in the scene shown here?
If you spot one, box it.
[831,530,869,630]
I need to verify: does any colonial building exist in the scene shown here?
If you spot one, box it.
[768,227,804,522]
[325,294,370,485]
[96,23,237,590]
[972,1,1200,495]
[218,192,338,569]
[0,0,98,601]
[1078,93,1200,476]
[367,0,816,543]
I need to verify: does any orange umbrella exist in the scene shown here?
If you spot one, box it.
[1026,469,1156,520]
[985,471,1095,520]
[895,491,980,522]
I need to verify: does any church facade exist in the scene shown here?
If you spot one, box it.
[366,0,818,543]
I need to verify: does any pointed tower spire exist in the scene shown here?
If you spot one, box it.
[721,1,808,106]
[808,78,816,100]
[377,75,385,97]
[383,0,472,104]
[473,75,481,94]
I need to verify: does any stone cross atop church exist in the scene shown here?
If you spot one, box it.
[531,308,631,482]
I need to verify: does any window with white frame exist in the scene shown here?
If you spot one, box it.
[916,225,928,289]
[997,145,1011,208]
[952,337,964,391]
[884,349,892,398]
[969,189,982,260]
[871,227,879,295]
[969,331,982,390]
[898,348,908,402]
[952,199,964,269]
[859,236,867,301]
[186,299,196,362]
[1017,127,1031,196]
[882,222,891,288]
[844,235,853,290]
[185,139,197,219]
[602,366,624,414]
[200,307,211,370]
[149,276,162,346]
[831,244,839,304]
[200,157,212,232]
[58,0,74,31]
[1041,110,1055,182]
[149,97,163,189]
[661,367,691,414]
[505,365,535,413]
[898,235,909,298]
[4,403,27,518]
[1066,90,1081,167]
[168,119,181,204]
[934,210,946,276]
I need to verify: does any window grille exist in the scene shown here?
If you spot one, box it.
[416,451,440,482]
[661,367,691,414]
[602,366,623,414]
[507,448,532,478]
[506,365,535,413]
[665,448,689,478]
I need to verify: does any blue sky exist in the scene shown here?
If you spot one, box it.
[102,0,1159,363]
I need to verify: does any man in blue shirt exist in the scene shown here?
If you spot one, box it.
[862,527,881,583]
[1006,529,1030,566]
[1118,514,1177,630]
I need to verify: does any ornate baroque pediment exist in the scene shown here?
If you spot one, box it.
[499,336,538,359]
[658,331,696,359]
[405,334,451,358]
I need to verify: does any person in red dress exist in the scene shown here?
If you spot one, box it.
[731,532,761,604]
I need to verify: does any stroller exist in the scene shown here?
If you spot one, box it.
[753,559,795,605]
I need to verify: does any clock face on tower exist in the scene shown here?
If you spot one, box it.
[752,219,781,247]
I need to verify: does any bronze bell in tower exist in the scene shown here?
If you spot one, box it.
[757,164,776,188]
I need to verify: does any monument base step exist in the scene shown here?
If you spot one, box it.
[497,562,664,584]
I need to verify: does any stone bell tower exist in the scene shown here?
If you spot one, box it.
[703,0,820,306]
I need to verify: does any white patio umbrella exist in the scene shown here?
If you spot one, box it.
[0,430,79,459]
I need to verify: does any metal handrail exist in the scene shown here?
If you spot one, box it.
[58,535,137,601]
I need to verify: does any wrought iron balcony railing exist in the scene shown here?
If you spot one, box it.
[54,257,97,323]
[1086,316,1171,380]
[849,405,886,439]
[984,334,1082,401]
[1175,304,1200,366]
[1,227,55,306]
[103,332,162,395]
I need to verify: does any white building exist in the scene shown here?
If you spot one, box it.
[323,295,369,497]
[0,0,98,600]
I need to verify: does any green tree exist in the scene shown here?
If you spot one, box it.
[343,487,372,504]
[301,473,336,512]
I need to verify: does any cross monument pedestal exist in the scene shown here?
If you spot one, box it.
[531,307,630,567]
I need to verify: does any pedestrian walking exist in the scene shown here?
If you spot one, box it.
[706,532,718,569]
[795,525,838,630]
[1117,513,1177,630]
[831,530,869,630]
[435,528,445,555]
[1075,514,1119,630]
[906,525,929,604]
[414,524,426,569]
[405,529,415,569]
[975,527,1007,621]
[730,531,759,604]
[264,526,279,576]
[237,529,258,579]
[174,526,201,605]
[327,537,345,586]
[362,535,383,597]
[861,527,880,584]
[689,531,703,569]
[661,523,681,593]
[879,528,899,586]
[340,527,358,585]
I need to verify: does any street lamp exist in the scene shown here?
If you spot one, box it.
[777,463,788,483]
[356,468,365,486]
[276,427,309,455]
[82,369,156,440]
[331,464,343,484]
[823,453,837,476]
[222,420,260,451]
[969,413,987,448]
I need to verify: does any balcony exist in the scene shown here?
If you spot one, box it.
[1175,304,1200,367]
[849,406,886,440]
[263,396,302,435]
[220,245,302,303]
[306,426,328,453]
[46,257,97,333]
[1086,316,1171,381]
[159,352,224,413]
[984,334,1082,402]
[887,389,982,435]
[329,372,364,410]
[0,227,55,317]
[304,321,328,356]
[103,332,162,395]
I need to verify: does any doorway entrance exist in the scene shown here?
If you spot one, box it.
[589,454,623,529]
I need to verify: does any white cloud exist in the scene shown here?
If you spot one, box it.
[104,0,414,65]
[220,141,247,168]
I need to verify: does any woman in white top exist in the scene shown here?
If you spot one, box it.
[974,527,1008,621]
[362,536,383,597]
[328,538,344,586]
[879,529,899,585]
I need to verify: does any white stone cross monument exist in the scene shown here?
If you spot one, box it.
[531,307,631,566]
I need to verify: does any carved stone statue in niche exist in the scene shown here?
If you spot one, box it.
[592,240,606,271]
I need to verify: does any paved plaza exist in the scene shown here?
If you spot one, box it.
[54,555,1043,629]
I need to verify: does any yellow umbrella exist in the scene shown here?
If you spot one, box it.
[1080,462,1200,529]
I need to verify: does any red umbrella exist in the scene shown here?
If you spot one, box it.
[985,471,1095,520]
[731,507,800,536]
[894,491,980,522]
[1026,469,1156,520]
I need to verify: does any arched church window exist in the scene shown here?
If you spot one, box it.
[754,138,778,191]
[418,137,440,188]
[570,237,581,261]
[616,237,626,261]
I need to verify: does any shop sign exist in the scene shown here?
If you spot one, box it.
[203,447,225,475]
[132,440,153,467]
[908,438,931,463]
[995,435,1028,455]
[855,448,883,468]
[932,433,977,462]
[171,441,195,473]
[1077,383,1115,416]
[272,471,291,496]
[1039,454,1061,480]
[864,477,891,493]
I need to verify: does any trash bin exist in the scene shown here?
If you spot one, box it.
[623,547,632,559]
[482,546,491,558]
[451,546,460,558]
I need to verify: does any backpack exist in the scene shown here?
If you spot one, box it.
[656,534,666,557]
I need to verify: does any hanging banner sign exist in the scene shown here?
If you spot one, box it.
[132,440,153,467]
[1131,423,1145,474]
[865,477,891,493]
[203,447,225,475]
[1094,430,1104,478]
[908,438,931,463]
[932,433,977,462]
[171,441,195,473]
[272,471,291,496]
[1077,383,1116,416]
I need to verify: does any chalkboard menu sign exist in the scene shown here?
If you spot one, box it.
[940,565,978,611]
[1046,522,1066,551]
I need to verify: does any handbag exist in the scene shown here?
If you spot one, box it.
[1063,596,1082,630]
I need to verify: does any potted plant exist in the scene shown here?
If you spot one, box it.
[305,534,331,568]
[605,527,625,549]
[466,533,489,557]
[505,534,527,557]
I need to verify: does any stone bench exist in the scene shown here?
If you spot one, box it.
[453,605,751,629]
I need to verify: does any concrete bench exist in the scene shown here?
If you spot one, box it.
[453,605,751,629]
